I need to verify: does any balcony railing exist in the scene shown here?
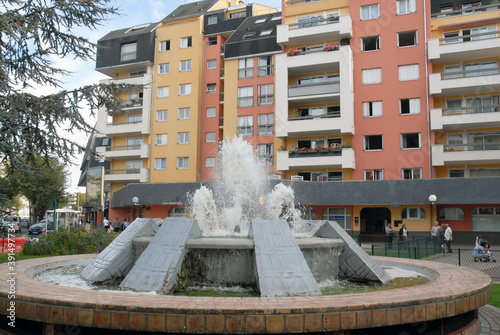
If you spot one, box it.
[288,16,340,30]
[288,148,342,157]
[441,67,500,80]
[431,3,500,19]
[106,168,140,175]
[106,145,141,151]
[286,45,339,56]
[288,111,341,120]
[108,120,142,127]
[444,143,500,152]
[439,30,500,45]
[288,81,340,98]
[443,105,500,115]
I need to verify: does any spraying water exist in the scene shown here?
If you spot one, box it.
[191,136,300,236]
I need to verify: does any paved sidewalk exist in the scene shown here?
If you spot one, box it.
[478,304,500,335]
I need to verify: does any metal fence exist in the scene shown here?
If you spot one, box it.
[369,238,500,281]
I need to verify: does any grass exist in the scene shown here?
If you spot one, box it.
[491,284,500,308]
[0,252,46,263]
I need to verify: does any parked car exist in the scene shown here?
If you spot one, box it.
[1,216,21,233]
[20,217,29,229]
[28,222,54,235]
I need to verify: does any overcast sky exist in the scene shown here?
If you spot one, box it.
[53,0,281,194]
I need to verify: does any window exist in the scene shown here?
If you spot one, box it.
[255,18,267,24]
[364,135,383,150]
[464,60,498,77]
[230,11,246,19]
[177,157,189,169]
[449,169,465,178]
[401,133,421,149]
[402,168,421,179]
[128,92,143,106]
[260,29,273,36]
[238,86,253,107]
[238,58,254,78]
[402,207,426,220]
[158,63,170,74]
[126,160,142,173]
[207,36,217,45]
[180,60,192,72]
[472,207,500,231]
[179,84,191,96]
[207,15,217,25]
[398,31,417,47]
[206,132,216,142]
[258,56,273,76]
[180,36,192,48]
[361,4,379,20]
[362,101,382,117]
[206,84,216,93]
[206,107,216,118]
[258,114,273,135]
[400,98,420,114]
[257,144,274,166]
[120,42,137,61]
[398,64,419,81]
[258,84,274,105]
[155,158,166,170]
[178,107,190,119]
[156,110,168,121]
[439,208,464,220]
[365,169,384,180]
[128,114,142,123]
[237,115,253,137]
[465,95,500,114]
[362,36,380,51]
[322,208,351,230]
[178,132,190,144]
[127,137,142,149]
[207,59,217,69]
[205,157,215,168]
[159,40,170,51]
[362,68,382,84]
[328,171,343,181]
[130,71,146,77]
[396,0,416,15]
[156,134,167,145]
[242,31,256,39]
[157,86,169,98]
[170,207,186,217]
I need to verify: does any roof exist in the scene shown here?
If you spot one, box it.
[110,178,500,208]
[161,0,220,23]
[225,12,282,44]
[98,22,157,42]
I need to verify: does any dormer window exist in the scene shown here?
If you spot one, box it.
[120,42,137,62]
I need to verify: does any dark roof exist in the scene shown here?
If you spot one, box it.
[110,178,500,207]
[98,23,157,42]
[161,0,220,22]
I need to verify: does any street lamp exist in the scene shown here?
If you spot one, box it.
[132,197,139,205]
[429,194,437,228]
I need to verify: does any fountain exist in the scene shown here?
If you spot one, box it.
[0,137,492,334]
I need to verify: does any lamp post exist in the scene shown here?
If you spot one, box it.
[429,194,437,228]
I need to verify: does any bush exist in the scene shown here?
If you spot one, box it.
[22,226,117,256]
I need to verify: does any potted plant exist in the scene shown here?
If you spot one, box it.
[323,44,339,51]
[329,143,342,152]
[287,49,301,56]
[297,147,308,154]
[318,146,330,153]
[307,147,318,153]
[340,37,350,46]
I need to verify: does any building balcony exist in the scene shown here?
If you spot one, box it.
[429,69,500,96]
[104,168,149,183]
[276,148,354,170]
[96,144,150,160]
[277,15,351,47]
[101,120,150,137]
[430,106,500,130]
[428,31,500,63]
[288,81,340,105]
[284,114,346,137]
[432,143,500,166]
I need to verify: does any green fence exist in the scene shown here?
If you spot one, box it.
[370,236,443,259]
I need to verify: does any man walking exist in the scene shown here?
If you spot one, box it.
[113,217,121,233]
[103,217,109,232]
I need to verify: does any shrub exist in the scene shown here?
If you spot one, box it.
[22,226,117,256]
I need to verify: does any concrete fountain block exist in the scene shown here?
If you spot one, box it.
[80,218,160,283]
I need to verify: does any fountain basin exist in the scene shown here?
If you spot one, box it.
[0,254,491,334]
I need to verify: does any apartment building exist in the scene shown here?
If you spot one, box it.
[87,0,500,241]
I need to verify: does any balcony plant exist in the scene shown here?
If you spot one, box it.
[318,146,330,153]
[287,48,302,56]
[329,143,342,152]
[323,44,339,51]
[296,147,309,154]
[307,148,318,153]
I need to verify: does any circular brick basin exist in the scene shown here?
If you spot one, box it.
[0,254,492,334]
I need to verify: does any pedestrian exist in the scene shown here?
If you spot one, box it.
[399,223,409,242]
[103,217,109,232]
[431,221,439,236]
[443,223,453,253]
[123,218,131,230]
[113,217,121,233]
[432,221,444,252]
[385,223,395,249]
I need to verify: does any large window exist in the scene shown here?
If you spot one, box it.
[179,84,191,96]
[258,114,273,135]
[398,64,419,81]
[177,132,190,144]
[156,110,168,121]
[180,60,192,72]
[238,86,253,108]
[362,68,382,84]
[155,158,166,170]
[257,144,274,166]
[322,208,351,230]
[398,31,417,47]
[207,59,217,69]
[156,134,167,145]
[238,58,254,78]
[205,132,216,143]
[362,36,380,51]
[362,101,382,117]
[180,36,192,48]
[207,15,217,25]
[206,107,216,118]
[159,40,170,52]
[402,207,426,220]
[401,133,421,149]
[205,157,216,167]
[258,56,273,76]
[439,208,464,220]
[237,115,253,137]
[364,135,383,151]
[472,207,500,231]
[178,107,190,120]
[402,168,421,179]
[157,86,169,98]
[158,63,169,74]
[120,42,137,61]
[396,0,416,15]
[400,98,420,114]
[365,169,384,180]
[258,84,274,105]
[361,4,379,20]
[206,84,216,93]
[177,157,189,169]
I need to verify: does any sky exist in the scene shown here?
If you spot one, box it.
[47,0,281,194]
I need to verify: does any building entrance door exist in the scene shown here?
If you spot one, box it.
[360,207,391,235]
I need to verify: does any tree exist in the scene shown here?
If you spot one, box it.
[0,0,136,209]
[9,156,67,222]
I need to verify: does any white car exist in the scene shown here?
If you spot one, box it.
[1,216,21,233]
